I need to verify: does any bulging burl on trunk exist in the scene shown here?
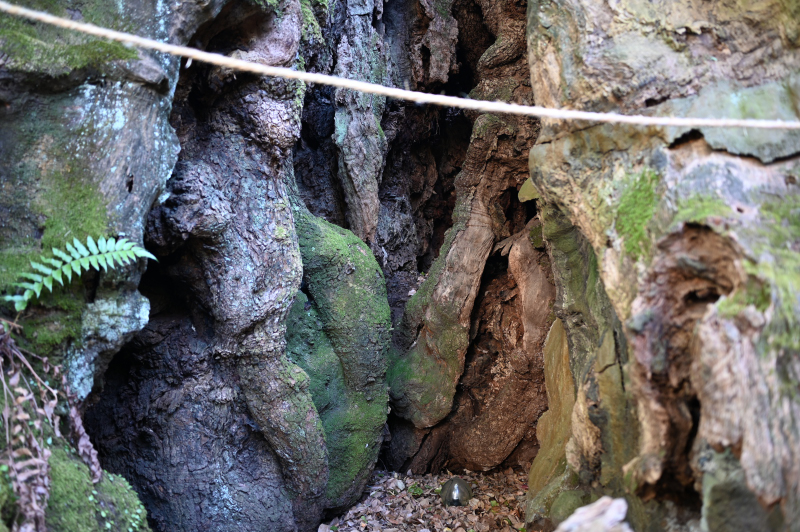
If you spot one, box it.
[287,207,392,511]
[87,0,395,529]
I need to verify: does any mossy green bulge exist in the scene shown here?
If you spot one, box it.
[289,209,390,508]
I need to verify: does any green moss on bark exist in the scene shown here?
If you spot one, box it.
[322,392,386,502]
[252,0,281,14]
[0,0,138,76]
[717,277,771,319]
[710,194,800,351]
[48,447,150,532]
[470,114,505,140]
[297,213,391,353]
[300,0,324,42]
[673,195,732,226]
[0,69,114,355]
[292,210,390,508]
[0,164,108,353]
[286,293,347,415]
[615,168,660,260]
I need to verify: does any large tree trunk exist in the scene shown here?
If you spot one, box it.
[1,0,798,531]
[522,0,800,530]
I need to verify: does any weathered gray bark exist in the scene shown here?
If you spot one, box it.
[523,0,800,530]
[0,0,226,397]
[84,0,400,529]
[85,3,335,529]
[84,316,299,531]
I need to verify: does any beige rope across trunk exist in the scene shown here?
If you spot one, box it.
[1,0,800,130]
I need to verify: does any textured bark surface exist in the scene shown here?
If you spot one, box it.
[88,2,331,530]
[524,0,800,530]
[4,0,798,531]
[85,316,298,531]
[331,0,390,244]
[82,0,399,529]
[388,0,544,452]
[448,234,553,472]
[394,226,554,474]
[0,0,234,527]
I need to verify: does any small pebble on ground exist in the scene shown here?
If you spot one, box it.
[318,467,529,532]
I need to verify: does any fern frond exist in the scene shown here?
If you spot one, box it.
[73,238,89,257]
[1,236,156,312]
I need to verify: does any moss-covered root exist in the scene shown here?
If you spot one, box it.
[294,211,391,391]
[292,210,390,508]
[47,447,150,532]
[387,192,491,429]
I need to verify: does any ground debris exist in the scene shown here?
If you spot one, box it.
[320,467,530,532]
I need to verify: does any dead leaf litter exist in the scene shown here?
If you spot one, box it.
[318,467,529,532]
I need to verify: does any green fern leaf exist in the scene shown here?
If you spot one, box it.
[66,242,81,260]
[2,294,28,313]
[3,235,156,312]
[87,236,99,255]
[19,272,43,283]
[43,256,62,269]
[7,296,26,312]
[74,238,89,257]
[132,248,157,261]
[30,261,53,276]
[53,248,72,263]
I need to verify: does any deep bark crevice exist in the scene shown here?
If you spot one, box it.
[628,224,741,506]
